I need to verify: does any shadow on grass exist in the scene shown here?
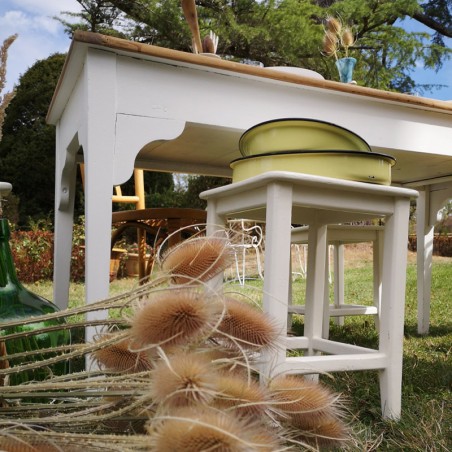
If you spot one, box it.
[404,322,452,338]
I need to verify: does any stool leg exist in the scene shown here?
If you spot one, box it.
[206,200,226,293]
[333,243,345,327]
[287,257,294,332]
[323,243,332,338]
[379,199,410,419]
[304,222,328,353]
[373,231,384,331]
[261,183,293,376]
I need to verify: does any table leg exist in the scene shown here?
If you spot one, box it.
[53,134,79,310]
[416,190,434,335]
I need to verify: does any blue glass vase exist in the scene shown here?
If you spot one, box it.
[335,57,356,83]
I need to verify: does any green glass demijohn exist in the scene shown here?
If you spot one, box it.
[0,182,70,386]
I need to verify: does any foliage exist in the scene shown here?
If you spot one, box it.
[95,0,452,93]
[182,175,231,209]
[55,0,129,38]
[0,54,66,226]
[70,216,86,283]
[10,220,54,283]
[9,217,86,284]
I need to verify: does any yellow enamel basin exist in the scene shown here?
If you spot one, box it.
[239,118,371,157]
[230,151,396,185]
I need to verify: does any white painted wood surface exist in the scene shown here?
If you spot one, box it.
[200,171,417,419]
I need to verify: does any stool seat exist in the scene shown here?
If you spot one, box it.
[200,171,418,420]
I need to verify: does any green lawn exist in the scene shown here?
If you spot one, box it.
[26,255,451,451]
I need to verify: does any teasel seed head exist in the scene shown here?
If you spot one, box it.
[0,440,53,451]
[215,297,280,350]
[147,407,282,451]
[160,236,234,285]
[149,350,219,408]
[268,375,348,446]
[213,373,269,417]
[341,27,355,48]
[323,31,338,57]
[92,334,152,373]
[129,289,223,349]
[292,414,350,448]
[326,16,342,34]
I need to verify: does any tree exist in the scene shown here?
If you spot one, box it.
[413,0,452,39]
[0,54,66,226]
[99,0,450,94]
[56,0,129,37]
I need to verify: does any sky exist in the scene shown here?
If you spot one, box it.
[0,0,451,100]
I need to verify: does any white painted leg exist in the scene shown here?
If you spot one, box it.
[304,222,328,350]
[333,243,345,327]
[53,132,79,310]
[287,257,294,332]
[378,199,410,419]
[416,190,434,335]
[373,230,384,331]
[262,183,293,376]
[323,243,332,338]
[83,50,118,345]
[206,199,226,292]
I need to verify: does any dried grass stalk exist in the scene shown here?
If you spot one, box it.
[0,34,18,142]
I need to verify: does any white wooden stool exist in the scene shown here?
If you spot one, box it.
[200,171,417,419]
[289,225,384,337]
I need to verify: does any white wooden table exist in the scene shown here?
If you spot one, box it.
[46,31,452,335]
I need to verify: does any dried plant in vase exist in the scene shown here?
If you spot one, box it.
[323,16,357,83]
